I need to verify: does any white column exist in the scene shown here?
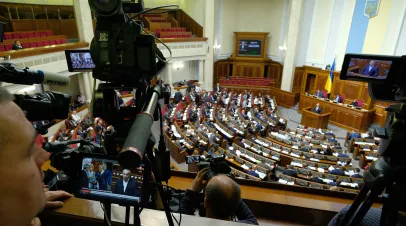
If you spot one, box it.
[77,73,85,96]
[81,73,92,103]
[73,0,94,43]
[198,60,204,83]
[281,0,304,92]
[335,0,356,71]
[204,0,215,91]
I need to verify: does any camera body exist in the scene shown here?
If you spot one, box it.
[89,0,166,85]
[186,154,232,180]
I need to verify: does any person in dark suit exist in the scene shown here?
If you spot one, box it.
[313,103,322,114]
[328,166,345,176]
[324,145,333,156]
[209,95,215,104]
[12,40,23,50]
[282,168,298,177]
[214,83,220,93]
[96,163,112,191]
[309,177,323,184]
[315,90,323,98]
[360,60,380,77]
[247,166,259,178]
[113,169,139,196]
[327,180,339,186]
[350,99,359,107]
[348,130,361,140]
[351,168,363,178]
[174,91,183,104]
[338,153,349,158]
[80,164,90,188]
[334,94,343,103]
[365,132,374,139]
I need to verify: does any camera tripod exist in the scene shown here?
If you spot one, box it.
[338,104,406,226]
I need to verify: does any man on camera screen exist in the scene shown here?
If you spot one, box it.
[180,168,258,225]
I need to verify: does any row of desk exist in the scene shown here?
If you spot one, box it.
[299,94,376,132]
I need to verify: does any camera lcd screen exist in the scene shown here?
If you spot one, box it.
[185,155,200,164]
[346,58,392,80]
[65,50,95,72]
[78,157,141,204]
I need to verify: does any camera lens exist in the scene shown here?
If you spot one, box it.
[89,0,122,17]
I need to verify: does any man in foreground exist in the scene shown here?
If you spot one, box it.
[113,169,139,197]
[180,168,258,225]
[0,87,72,226]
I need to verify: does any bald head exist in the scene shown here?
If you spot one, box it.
[204,175,241,220]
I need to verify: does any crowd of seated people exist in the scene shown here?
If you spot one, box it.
[162,84,366,193]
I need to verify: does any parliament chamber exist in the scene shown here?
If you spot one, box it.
[2,0,405,225]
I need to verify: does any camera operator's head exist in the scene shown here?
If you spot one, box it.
[204,174,241,220]
[0,86,50,226]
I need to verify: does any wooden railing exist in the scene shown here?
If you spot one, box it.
[0,42,88,59]
[170,9,203,37]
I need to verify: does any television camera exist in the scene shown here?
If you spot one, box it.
[336,54,406,226]
[185,154,232,181]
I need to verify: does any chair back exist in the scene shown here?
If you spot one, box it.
[356,99,364,108]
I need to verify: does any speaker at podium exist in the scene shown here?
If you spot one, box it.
[300,107,331,129]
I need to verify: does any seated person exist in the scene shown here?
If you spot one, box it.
[334,94,343,103]
[247,166,260,178]
[338,153,349,158]
[350,99,359,107]
[328,165,345,176]
[313,103,322,114]
[348,130,361,140]
[180,169,258,225]
[351,168,363,178]
[282,167,298,177]
[314,90,323,98]
[324,145,333,156]
[12,40,23,50]
[364,132,374,139]
[327,179,339,186]
[309,176,323,184]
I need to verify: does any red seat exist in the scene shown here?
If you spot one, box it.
[27,32,34,38]
[22,43,30,48]
[43,40,50,46]
[46,31,52,36]
[0,45,5,52]
[5,44,12,51]
[245,81,251,85]
[340,94,346,103]
[37,41,44,47]
[155,29,161,37]
[12,33,20,39]
[4,34,12,40]
[356,99,364,108]
[239,80,245,85]
[61,39,67,44]
[50,40,56,45]
[40,32,47,37]
[20,33,28,39]
[55,39,62,44]
[29,42,38,48]
[33,32,41,38]
[322,90,327,98]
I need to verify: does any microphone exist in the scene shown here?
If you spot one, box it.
[119,86,161,168]
[0,62,70,86]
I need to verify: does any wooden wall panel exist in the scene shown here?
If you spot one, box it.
[292,67,304,94]
[268,62,283,88]
[316,74,328,91]
[342,82,361,103]
[331,79,341,97]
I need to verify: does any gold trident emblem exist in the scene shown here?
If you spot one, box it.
[366,2,377,16]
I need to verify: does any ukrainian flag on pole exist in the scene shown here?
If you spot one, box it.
[325,58,335,93]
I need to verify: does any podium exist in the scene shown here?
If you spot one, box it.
[301,107,331,129]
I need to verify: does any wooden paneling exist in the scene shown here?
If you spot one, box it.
[11,19,79,39]
[343,82,362,103]
[268,61,283,88]
[299,94,375,131]
[292,67,304,94]
[331,79,341,97]
[234,62,264,77]
[0,42,88,59]
[173,9,203,37]
[316,73,328,91]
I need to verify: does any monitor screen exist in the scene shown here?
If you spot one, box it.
[238,40,262,57]
[346,58,392,80]
[65,50,95,72]
[78,157,141,204]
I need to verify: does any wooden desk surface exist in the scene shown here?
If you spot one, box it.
[299,94,375,132]
[50,197,247,226]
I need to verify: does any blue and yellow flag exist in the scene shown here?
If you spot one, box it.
[325,58,335,93]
